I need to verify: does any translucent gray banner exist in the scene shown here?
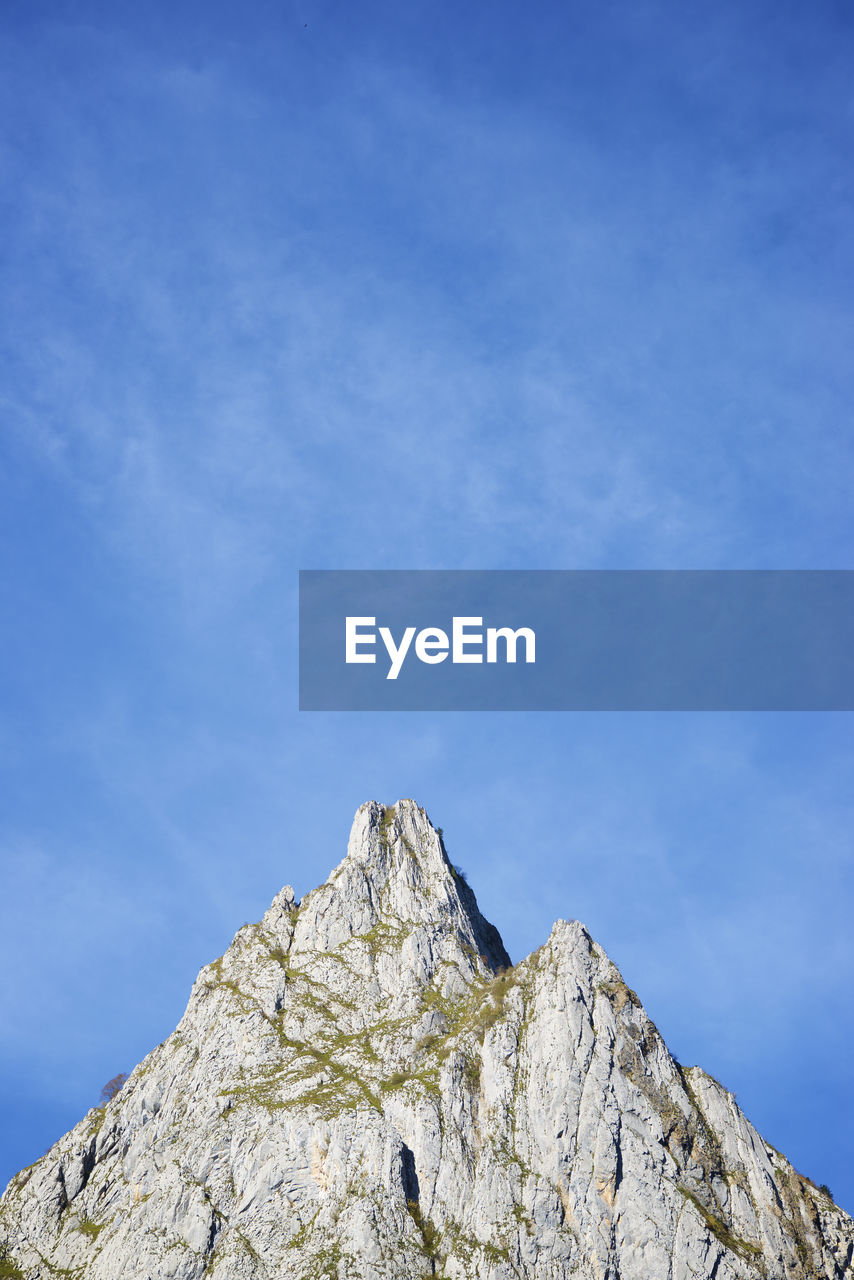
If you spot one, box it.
[298,571,854,710]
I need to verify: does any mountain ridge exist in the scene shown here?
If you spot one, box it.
[1,799,851,1279]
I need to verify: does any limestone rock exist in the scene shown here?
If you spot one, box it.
[1,799,851,1278]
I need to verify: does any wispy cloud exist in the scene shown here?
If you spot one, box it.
[10,9,853,618]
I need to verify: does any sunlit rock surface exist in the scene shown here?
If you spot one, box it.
[2,799,852,1278]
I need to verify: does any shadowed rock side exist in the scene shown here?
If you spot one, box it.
[1,799,852,1279]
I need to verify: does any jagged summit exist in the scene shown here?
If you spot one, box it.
[300,799,511,973]
[1,802,852,1280]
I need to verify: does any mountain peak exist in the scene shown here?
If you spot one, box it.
[293,799,510,978]
[342,798,462,888]
[1,801,851,1280]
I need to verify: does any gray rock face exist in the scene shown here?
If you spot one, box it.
[2,799,852,1278]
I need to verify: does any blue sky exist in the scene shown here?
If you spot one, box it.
[2,0,853,1213]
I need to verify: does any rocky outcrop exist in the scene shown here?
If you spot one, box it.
[1,799,852,1278]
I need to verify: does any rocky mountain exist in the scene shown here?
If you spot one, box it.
[1,799,852,1279]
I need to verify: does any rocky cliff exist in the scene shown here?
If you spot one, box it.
[1,799,852,1279]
